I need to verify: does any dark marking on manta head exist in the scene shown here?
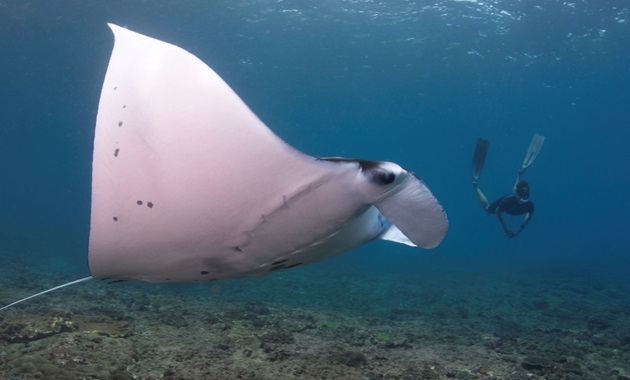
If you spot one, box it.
[147,202,154,208]
[200,271,209,275]
[319,158,396,185]
[137,200,143,205]
[113,216,119,221]
[123,105,127,108]
[114,148,120,157]
[118,121,123,127]
[113,86,118,90]
[233,246,243,252]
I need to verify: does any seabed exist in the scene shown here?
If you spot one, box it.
[1,253,629,380]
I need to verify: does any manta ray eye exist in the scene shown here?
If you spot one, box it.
[370,170,396,185]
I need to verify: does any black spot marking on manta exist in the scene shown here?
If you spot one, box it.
[137,200,143,205]
[118,121,123,127]
[114,148,120,157]
[113,216,119,221]
[147,202,154,208]
[200,271,209,275]
[113,86,118,90]
[123,105,127,108]
[272,259,289,266]
[233,246,243,252]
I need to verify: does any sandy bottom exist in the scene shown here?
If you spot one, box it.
[1,253,629,380]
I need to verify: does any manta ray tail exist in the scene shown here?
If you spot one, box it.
[0,276,93,311]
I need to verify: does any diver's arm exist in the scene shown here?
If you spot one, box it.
[497,212,515,238]
[514,212,533,236]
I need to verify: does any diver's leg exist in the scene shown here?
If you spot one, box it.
[474,184,490,211]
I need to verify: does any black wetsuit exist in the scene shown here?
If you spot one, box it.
[486,195,534,216]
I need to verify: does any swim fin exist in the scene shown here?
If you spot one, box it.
[472,138,490,184]
[520,133,545,173]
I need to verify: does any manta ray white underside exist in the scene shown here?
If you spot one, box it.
[0,24,448,310]
[91,24,447,282]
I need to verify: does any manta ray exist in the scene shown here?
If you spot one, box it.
[1,24,447,310]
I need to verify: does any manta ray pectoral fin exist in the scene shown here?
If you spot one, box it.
[374,173,447,249]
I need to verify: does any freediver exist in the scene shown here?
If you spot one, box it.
[471,134,545,238]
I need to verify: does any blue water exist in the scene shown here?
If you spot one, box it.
[2,2,630,378]
[1,1,629,296]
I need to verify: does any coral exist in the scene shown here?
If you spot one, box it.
[0,311,77,343]
[259,330,295,344]
[521,355,555,370]
[374,331,391,341]
[332,349,366,366]
[316,320,338,329]
[0,312,131,343]
[7,332,133,379]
